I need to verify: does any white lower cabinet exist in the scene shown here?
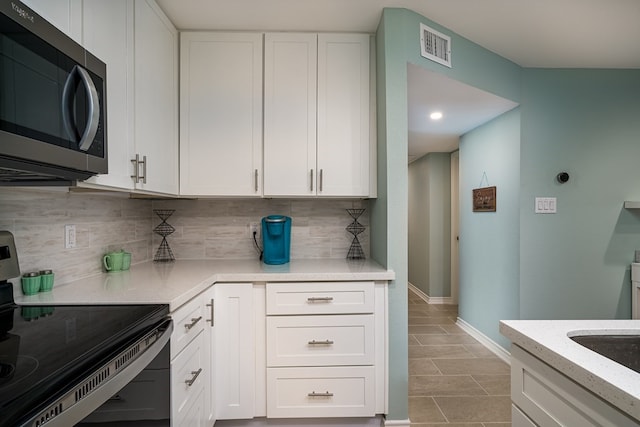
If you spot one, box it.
[214,283,257,420]
[510,345,638,427]
[265,281,386,419]
[170,295,208,426]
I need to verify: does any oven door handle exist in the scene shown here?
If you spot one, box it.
[22,318,173,427]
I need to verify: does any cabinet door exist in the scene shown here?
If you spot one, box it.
[20,0,81,42]
[317,34,370,196]
[79,0,134,190]
[214,283,255,419]
[263,33,317,197]
[202,287,216,426]
[180,32,263,196]
[133,0,179,195]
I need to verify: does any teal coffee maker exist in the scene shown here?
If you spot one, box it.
[262,215,291,265]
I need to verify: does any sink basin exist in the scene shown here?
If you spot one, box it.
[570,335,640,374]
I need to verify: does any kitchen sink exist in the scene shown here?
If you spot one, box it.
[570,335,640,374]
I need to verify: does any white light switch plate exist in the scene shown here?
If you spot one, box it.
[535,197,557,214]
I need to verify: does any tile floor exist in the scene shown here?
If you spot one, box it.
[408,289,512,426]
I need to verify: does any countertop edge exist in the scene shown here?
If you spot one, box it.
[500,319,640,421]
[14,259,395,312]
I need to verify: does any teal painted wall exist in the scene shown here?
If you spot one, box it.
[519,69,640,320]
[373,8,522,421]
[459,108,521,347]
[408,153,451,297]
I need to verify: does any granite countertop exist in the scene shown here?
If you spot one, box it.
[14,259,395,311]
[500,319,640,421]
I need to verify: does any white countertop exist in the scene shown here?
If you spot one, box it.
[14,259,395,311]
[500,319,640,421]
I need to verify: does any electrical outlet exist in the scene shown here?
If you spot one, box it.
[64,224,76,248]
[250,222,260,236]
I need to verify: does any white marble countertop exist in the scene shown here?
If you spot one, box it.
[14,259,395,311]
[500,319,640,421]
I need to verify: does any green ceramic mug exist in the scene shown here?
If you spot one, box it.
[103,251,124,272]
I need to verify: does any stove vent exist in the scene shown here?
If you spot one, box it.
[420,23,452,68]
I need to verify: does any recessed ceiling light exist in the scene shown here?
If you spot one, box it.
[430,111,443,120]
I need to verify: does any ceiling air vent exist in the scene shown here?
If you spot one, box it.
[420,23,451,68]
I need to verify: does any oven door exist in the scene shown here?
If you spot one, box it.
[19,318,172,427]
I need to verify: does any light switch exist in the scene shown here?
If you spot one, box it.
[535,197,557,214]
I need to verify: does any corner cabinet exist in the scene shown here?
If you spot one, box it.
[263,33,370,197]
[179,32,263,197]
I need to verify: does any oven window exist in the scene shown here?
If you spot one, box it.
[0,12,104,157]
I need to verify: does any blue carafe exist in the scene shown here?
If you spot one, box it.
[262,215,291,265]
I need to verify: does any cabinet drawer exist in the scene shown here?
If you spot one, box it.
[171,295,205,359]
[267,314,374,367]
[266,366,375,418]
[171,331,205,426]
[266,281,374,315]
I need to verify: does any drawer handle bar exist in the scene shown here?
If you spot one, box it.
[308,339,334,345]
[307,297,334,302]
[184,316,202,330]
[206,299,214,327]
[308,391,334,397]
[185,368,203,386]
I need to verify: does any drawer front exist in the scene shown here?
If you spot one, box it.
[267,314,375,367]
[171,331,205,426]
[266,366,375,418]
[266,281,374,315]
[171,295,205,359]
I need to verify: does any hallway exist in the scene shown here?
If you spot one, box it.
[408,290,512,426]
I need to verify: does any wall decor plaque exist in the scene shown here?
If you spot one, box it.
[472,186,496,212]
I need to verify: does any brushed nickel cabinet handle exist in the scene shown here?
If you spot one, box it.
[308,339,334,345]
[206,299,214,327]
[185,368,203,386]
[319,169,323,192]
[307,296,334,302]
[310,169,314,192]
[254,169,259,192]
[140,155,147,184]
[184,316,202,330]
[131,154,140,183]
[308,391,333,397]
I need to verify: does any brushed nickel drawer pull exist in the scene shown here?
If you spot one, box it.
[308,339,334,345]
[185,368,203,386]
[184,316,202,330]
[206,299,214,327]
[307,296,334,302]
[308,391,333,397]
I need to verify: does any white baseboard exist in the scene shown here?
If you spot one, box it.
[382,419,411,427]
[408,282,454,305]
[456,317,511,364]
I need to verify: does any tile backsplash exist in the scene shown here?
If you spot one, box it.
[151,198,370,261]
[0,187,370,285]
[0,188,153,285]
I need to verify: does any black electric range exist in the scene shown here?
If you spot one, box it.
[0,231,171,427]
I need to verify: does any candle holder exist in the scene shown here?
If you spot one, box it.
[346,208,366,260]
[153,209,175,262]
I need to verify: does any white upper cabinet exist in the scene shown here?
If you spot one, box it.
[20,0,81,42]
[317,34,370,197]
[263,33,370,197]
[263,33,318,197]
[132,0,179,195]
[180,32,263,197]
[80,0,135,190]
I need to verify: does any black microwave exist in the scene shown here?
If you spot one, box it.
[0,0,107,185]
